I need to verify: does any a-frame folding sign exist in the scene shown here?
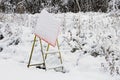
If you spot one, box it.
[27,10,63,70]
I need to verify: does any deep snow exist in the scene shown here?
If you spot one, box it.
[0,53,117,80]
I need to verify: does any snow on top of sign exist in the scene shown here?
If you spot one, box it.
[34,9,60,47]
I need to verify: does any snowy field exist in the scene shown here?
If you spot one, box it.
[0,11,120,80]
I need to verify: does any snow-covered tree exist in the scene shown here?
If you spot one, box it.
[108,0,120,12]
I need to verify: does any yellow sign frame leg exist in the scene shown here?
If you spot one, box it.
[44,40,63,64]
[27,35,63,70]
[27,35,47,70]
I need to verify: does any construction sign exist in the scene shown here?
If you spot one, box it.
[34,10,60,47]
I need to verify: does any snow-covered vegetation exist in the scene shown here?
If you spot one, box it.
[0,0,120,13]
[0,0,120,80]
[60,12,120,75]
[0,11,120,80]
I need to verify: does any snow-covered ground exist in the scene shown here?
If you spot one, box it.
[0,11,120,80]
[0,55,117,80]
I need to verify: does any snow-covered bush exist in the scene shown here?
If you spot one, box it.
[60,12,120,75]
[101,47,120,75]
[0,14,27,52]
[108,0,120,12]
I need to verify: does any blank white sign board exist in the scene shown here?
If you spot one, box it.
[34,10,60,47]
